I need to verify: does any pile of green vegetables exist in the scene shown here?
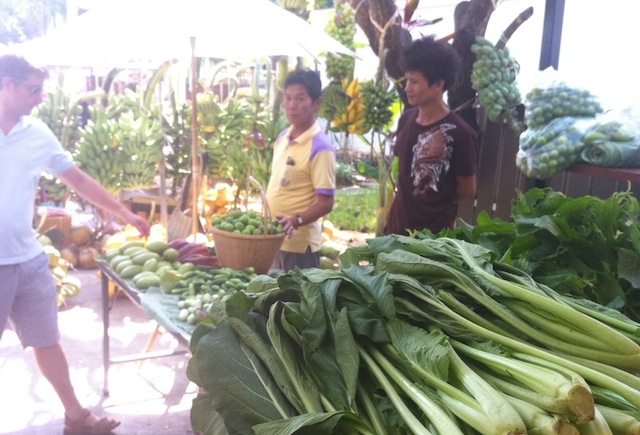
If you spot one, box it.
[426,187,640,323]
[187,190,640,433]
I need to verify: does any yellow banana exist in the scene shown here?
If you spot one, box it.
[346,78,360,97]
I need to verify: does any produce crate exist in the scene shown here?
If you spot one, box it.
[210,226,284,275]
[39,215,72,248]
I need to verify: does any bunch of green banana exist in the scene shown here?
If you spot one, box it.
[103,90,141,120]
[119,113,164,191]
[361,80,397,133]
[248,147,272,189]
[324,1,356,82]
[75,93,164,193]
[38,174,69,202]
[470,36,522,124]
[33,73,84,151]
[160,95,193,196]
[332,78,365,135]
[319,81,349,125]
[203,98,255,180]
[74,109,124,192]
[33,74,85,202]
[196,92,222,135]
[198,92,228,179]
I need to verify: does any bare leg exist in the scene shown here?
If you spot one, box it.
[34,343,119,432]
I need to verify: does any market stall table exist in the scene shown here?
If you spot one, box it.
[98,260,195,396]
[566,163,640,184]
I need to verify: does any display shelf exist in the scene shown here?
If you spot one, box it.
[566,163,640,184]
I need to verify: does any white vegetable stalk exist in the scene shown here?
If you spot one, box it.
[596,405,640,435]
[451,340,595,424]
[474,365,577,417]
[447,343,527,435]
[575,406,613,435]
[366,346,464,435]
[358,347,434,435]
[501,393,579,435]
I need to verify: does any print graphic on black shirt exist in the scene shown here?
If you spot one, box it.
[410,124,455,195]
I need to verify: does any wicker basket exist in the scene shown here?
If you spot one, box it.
[210,226,284,274]
[210,177,284,274]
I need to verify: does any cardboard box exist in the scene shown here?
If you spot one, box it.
[39,215,72,247]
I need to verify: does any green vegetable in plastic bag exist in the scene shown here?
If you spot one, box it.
[516,117,592,179]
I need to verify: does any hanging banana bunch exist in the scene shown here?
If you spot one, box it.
[74,93,164,193]
[324,1,357,82]
[202,98,254,181]
[331,77,366,135]
[119,113,164,191]
[319,80,349,126]
[161,95,193,197]
[34,73,85,203]
[470,36,522,124]
[74,108,124,193]
[361,80,397,133]
[33,73,84,152]
[197,92,221,134]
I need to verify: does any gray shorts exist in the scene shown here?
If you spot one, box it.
[272,247,320,273]
[0,253,60,348]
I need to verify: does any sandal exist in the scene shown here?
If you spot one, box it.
[64,408,121,435]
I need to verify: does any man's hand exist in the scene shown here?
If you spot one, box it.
[276,215,297,239]
[125,211,151,238]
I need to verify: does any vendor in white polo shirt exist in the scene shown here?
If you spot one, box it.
[266,69,336,272]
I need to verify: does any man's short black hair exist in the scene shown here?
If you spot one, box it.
[0,54,48,87]
[401,35,461,91]
[284,69,322,101]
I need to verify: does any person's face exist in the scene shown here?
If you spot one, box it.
[404,70,443,107]
[3,73,46,116]
[283,84,320,129]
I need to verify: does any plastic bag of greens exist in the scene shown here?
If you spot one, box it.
[516,116,595,179]
[581,109,640,167]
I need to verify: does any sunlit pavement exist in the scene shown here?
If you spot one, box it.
[0,269,197,435]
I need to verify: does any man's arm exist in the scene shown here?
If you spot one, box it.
[456,174,477,200]
[57,165,150,237]
[298,193,334,225]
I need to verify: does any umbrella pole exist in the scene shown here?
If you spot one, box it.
[190,36,200,237]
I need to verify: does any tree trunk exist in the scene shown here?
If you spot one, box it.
[346,0,498,131]
[449,0,496,131]
[347,0,412,102]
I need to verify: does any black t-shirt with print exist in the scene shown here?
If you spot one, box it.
[385,108,477,235]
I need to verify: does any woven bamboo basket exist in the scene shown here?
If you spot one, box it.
[210,177,284,274]
[210,227,284,274]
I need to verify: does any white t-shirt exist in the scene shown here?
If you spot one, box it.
[0,116,73,264]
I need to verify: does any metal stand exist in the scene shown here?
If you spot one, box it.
[98,261,189,396]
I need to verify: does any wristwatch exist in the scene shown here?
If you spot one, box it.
[295,214,304,227]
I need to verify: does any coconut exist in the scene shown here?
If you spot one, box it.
[78,246,99,269]
[60,244,79,267]
[69,226,93,247]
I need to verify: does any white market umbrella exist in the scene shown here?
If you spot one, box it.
[17,0,355,67]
